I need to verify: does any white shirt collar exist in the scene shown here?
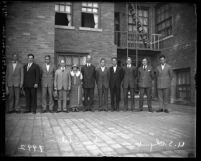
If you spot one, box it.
[70,70,81,77]
[113,65,117,68]
[127,64,131,68]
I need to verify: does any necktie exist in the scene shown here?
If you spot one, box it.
[27,63,30,71]
[143,66,146,71]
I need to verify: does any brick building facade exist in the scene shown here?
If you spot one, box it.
[5,2,196,107]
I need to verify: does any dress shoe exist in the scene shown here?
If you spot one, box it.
[32,111,36,114]
[139,108,143,111]
[57,110,61,113]
[156,109,163,112]
[148,108,153,112]
[164,109,169,113]
[41,110,46,113]
[24,110,31,113]
[15,110,21,113]
[7,110,14,114]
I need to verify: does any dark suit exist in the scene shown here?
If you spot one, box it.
[6,61,24,111]
[156,63,173,110]
[96,67,110,110]
[138,65,154,109]
[23,63,40,112]
[81,64,96,110]
[122,65,137,110]
[109,66,123,111]
[41,64,55,111]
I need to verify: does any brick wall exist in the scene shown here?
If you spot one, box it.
[6,2,55,66]
[6,2,55,107]
[55,2,117,67]
[159,3,196,104]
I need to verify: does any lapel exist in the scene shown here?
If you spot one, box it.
[27,63,33,71]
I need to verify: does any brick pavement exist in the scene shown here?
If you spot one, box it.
[5,101,196,157]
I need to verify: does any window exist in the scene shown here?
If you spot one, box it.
[81,2,99,29]
[55,2,72,26]
[57,55,87,69]
[156,3,172,38]
[128,5,149,42]
[175,68,191,101]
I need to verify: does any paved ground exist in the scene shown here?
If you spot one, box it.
[5,101,196,157]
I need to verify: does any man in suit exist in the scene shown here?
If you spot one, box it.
[6,53,24,113]
[156,55,173,113]
[122,57,137,111]
[41,55,55,113]
[23,54,40,114]
[109,57,123,111]
[138,57,154,112]
[96,58,110,111]
[81,55,96,112]
[54,59,71,113]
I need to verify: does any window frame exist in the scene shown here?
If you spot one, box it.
[128,5,149,42]
[174,67,191,101]
[155,3,173,38]
[81,2,100,29]
[55,2,73,27]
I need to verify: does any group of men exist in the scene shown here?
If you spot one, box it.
[6,53,173,114]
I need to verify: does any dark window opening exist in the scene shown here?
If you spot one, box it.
[55,12,69,26]
[81,12,95,28]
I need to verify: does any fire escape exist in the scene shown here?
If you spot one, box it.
[115,2,161,65]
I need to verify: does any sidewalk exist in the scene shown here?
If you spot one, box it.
[5,101,196,157]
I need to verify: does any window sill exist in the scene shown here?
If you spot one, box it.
[55,25,75,30]
[79,27,103,32]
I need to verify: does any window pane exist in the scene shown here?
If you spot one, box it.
[93,8,98,13]
[66,56,72,65]
[73,57,79,65]
[143,26,148,33]
[93,3,98,8]
[144,10,148,17]
[88,3,92,7]
[66,6,71,13]
[60,5,65,12]
[55,5,59,11]
[80,56,86,65]
[129,16,133,23]
[82,7,87,12]
[139,18,143,24]
[144,18,148,25]
[82,3,87,6]
[87,8,92,12]
[138,10,143,16]
[128,25,132,31]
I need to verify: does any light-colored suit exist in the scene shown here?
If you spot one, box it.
[6,61,24,111]
[156,63,173,110]
[41,64,55,111]
[54,68,71,111]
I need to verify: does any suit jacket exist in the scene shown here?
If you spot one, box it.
[54,68,71,90]
[138,65,154,88]
[23,63,40,88]
[96,67,110,89]
[122,66,137,88]
[81,64,96,88]
[41,64,55,87]
[6,61,24,87]
[109,66,123,88]
[156,63,173,89]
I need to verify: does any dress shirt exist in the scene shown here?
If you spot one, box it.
[101,66,105,72]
